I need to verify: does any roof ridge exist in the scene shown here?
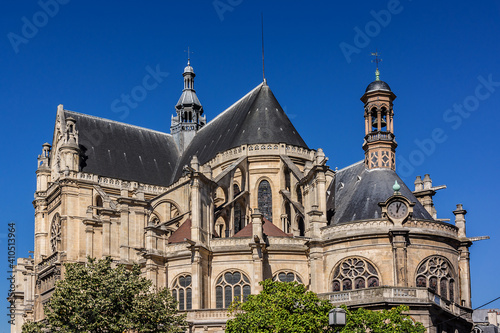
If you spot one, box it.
[64,110,173,137]
[195,82,263,135]
[335,160,364,173]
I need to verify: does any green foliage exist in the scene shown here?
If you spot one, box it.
[226,279,334,333]
[20,321,44,333]
[22,257,187,333]
[225,280,425,333]
[335,305,426,333]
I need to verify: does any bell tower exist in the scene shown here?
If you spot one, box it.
[170,55,206,153]
[360,66,397,170]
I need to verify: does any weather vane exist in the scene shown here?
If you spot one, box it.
[371,50,382,80]
[371,50,382,69]
[184,47,193,65]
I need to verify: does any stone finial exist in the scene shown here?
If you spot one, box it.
[190,155,199,172]
[423,174,432,190]
[251,208,263,241]
[315,148,325,165]
[202,164,212,180]
[37,143,52,170]
[393,180,401,193]
[453,204,467,238]
[414,175,423,191]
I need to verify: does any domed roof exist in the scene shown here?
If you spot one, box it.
[184,65,194,73]
[365,80,391,92]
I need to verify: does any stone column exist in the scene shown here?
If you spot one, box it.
[84,222,94,258]
[120,203,130,261]
[102,218,111,257]
[458,242,471,308]
[251,209,264,293]
[191,248,203,309]
[390,229,409,287]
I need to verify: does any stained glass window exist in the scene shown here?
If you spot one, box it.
[331,257,380,292]
[50,214,61,253]
[215,270,251,309]
[234,202,243,233]
[415,256,455,302]
[172,274,192,310]
[258,180,272,222]
[272,271,303,284]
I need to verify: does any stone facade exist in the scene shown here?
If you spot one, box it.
[10,64,478,333]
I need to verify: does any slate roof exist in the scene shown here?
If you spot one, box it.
[176,89,202,108]
[171,82,308,182]
[233,218,292,238]
[64,110,179,186]
[327,161,433,224]
[64,82,307,187]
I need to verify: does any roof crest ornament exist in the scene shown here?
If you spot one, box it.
[371,49,382,81]
[185,46,192,66]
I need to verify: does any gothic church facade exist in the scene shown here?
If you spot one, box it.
[11,63,477,333]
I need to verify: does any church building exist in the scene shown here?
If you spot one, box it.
[10,61,478,333]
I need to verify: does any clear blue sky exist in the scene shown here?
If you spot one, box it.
[1,0,499,330]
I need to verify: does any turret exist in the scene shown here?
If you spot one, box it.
[360,68,397,170]
[170,59,206,153]
[58,115,80,174]
[36,143,51,192]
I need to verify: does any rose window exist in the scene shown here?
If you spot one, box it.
[332,257,380,292]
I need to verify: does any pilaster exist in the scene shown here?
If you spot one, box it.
[390,228,409,287]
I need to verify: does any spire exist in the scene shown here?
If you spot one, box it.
[171,57,206,153]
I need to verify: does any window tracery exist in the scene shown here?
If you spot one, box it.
[415,256,455,301]
[272,271,303,284]
[332,257,380,292]
[50,214,61,253]
[215,270,251,309]
[258,180,272,222]
[172,274,192,311]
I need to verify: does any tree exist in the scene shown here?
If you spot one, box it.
[226,279,334,333]
[22,257,187,333]
[336,305,426,333]
[226,280,425,333]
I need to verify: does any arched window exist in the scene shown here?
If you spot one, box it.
[234,202,243,234]
[95,195,103,216]
[233,184,241,196]
[272,271,303,284]
[215,271,251,309]
[332,257,380,292]
[258,180,272,222]
[297,216,305,237]
[415,256,455,301]
[296,186,302,205]
[172,274,192,311]
[50,214,61,253]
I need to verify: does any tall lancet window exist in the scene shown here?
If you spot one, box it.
[258,180,272,222]
[50,213,62,253]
